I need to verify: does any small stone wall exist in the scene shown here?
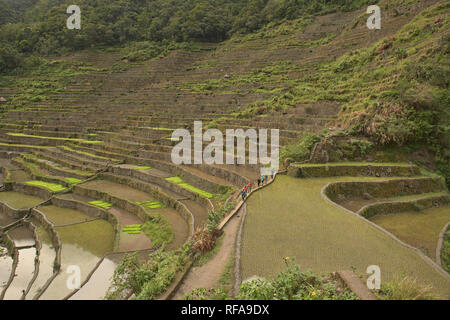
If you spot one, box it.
[324,177,443,202]
[12,183,52,200]
[73,185,150,222]
[288,164,421,178]
[357,195,450,219]
[0,201,29,219]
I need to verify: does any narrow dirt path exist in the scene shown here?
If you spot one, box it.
[172,205,244,300]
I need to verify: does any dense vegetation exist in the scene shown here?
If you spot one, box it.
[0,0,376,73]
[185,258,358,300]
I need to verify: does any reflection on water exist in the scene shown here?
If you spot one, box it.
[38,220,114,300]
[0,246,13,294]
[3,248,36,300]
[70,257,118,300]
[25,227,56,300]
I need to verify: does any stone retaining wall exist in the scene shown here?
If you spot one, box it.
[12,183,52,200]
[357,195,450,219]
[73,184,150,223]
[0,201,29,219]
[50,197,121,251]
[324,177,443,202]
[11,158,72,188]
[288,164,421,178]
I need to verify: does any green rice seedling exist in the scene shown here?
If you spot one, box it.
[134,166,152,171]
[88,200,113,210]
[165,177,213,198]
[25,181,67,192]
[64,177,83,184]
[136,200,164,209]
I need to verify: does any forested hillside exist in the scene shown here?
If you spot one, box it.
[0,0,375,72]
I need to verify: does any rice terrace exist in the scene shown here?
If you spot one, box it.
[0,0,449,304]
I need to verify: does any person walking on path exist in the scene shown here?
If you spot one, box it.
[248,182,252,193]
[241,189,247,201]
[257,178,261,187]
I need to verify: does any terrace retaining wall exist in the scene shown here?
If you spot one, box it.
[12,183,52,200]
[324,177,443,202]
[357,195,450,219]
[288,164,421,178]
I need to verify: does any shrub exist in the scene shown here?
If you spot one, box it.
[377,275,439,300]
[280,133,321,162]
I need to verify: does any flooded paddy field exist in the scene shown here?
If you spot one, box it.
[0,192,44,210]
[38,220,114,300]
[69,254,124,300]
[2,247,36,300]
[25,226,56,300]
[0,245,13,294]
[37,205,96,226]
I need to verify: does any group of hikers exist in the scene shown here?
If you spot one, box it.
[239,171,275,201]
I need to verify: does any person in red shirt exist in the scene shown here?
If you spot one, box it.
[248,182,252,193]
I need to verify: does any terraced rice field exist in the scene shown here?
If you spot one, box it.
[0,192,43,210]
[371,207,450,260]
[0,0,448,300]
[39,220,114,300]
[241,175,450,298]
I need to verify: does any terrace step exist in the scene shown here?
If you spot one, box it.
[19,153,94,180]
[33,149,100,173]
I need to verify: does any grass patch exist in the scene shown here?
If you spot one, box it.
[88,200,113,210]
[64,177,83,184]
[134,166,152,171]
[24,180,67,192]
[123,224,143,234]
[7,133,103,144]
[377,275,440,300]
[142,214,174,247]
[165,176,213,199]
[136,200,164,209]
[61,146,118,161]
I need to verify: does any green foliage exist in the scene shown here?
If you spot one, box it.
[236,259,357,300]
[166,176,214,198]
[142,214,174,246]
[25,180,67,192]
[106,246,190,300]
[206,202,234,232]
[184,259,358,300]
[0,0,377,73]
[377,275,440,300]
[88,200,113,210]
[280,133,321,162]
